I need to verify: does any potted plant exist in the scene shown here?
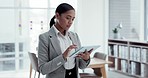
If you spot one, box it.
[112,28,118,33]
[112,23,122,39]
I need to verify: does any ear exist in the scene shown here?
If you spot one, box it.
[55,13,60,19]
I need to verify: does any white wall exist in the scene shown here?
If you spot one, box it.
[0,0,15,7]
[139,0,144,41]
[0,9,16,42]
[76,0,108,55]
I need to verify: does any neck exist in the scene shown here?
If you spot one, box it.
[55,23,66,35]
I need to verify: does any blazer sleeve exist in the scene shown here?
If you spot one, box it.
[38,34,66,75]
[74,32,90,69]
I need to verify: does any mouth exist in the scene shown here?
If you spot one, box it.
[67,25,71,28]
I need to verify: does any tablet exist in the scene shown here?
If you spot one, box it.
[69,45,100,57]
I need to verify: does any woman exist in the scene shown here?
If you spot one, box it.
[38,3,92,78]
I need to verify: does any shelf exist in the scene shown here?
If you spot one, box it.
[108,39,148,78]
[109,42,128,46]
[117,57,128,60]
[108,55,117,58]
[141,62,148,65]
[129,59,141,63]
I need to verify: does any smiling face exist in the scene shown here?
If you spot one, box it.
[55,10,75,33]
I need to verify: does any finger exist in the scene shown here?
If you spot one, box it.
[88,48,93,52]
[78,54,83,58]
[77,53,83,56]
[67,45,77,51]
[77,53,84,57]
[75,54,82,58]
[88,48,93,54]
[69,45,77,49]
[83,49,87,53]
[76,54,81,57]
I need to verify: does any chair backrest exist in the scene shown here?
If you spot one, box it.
[28,52,39,72]
[93,52,107,77]
[93,52,107,60]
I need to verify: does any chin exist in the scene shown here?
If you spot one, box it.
[65,29,69,31]
[65,27,70,30]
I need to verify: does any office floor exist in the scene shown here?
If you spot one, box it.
[0,70,135,78]
[108,71,135,78]
[81,68,135,78]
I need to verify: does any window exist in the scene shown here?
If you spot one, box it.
[109,0,143,40]
[0,0,77,72]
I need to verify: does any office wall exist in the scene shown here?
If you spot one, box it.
[76,0,108,55]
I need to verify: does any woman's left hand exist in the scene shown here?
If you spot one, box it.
[77,49,93,61]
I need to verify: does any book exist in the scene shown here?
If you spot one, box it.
[69,45,100,57]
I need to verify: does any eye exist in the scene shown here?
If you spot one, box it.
[72,18,75,21]
[66,17,71,20]
[66,16,75,21]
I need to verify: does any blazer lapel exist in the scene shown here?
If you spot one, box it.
[68,32,76,45]
[48,27,62,55]
[68,32,80,51]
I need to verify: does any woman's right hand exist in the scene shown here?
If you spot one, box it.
[62,45,77,60]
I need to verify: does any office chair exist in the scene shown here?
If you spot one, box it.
[28,52,40,78]
[80,52,107,78]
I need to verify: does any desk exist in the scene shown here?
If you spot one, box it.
[87,58,112,78]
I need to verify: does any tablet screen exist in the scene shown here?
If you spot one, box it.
[69,45,100,57]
